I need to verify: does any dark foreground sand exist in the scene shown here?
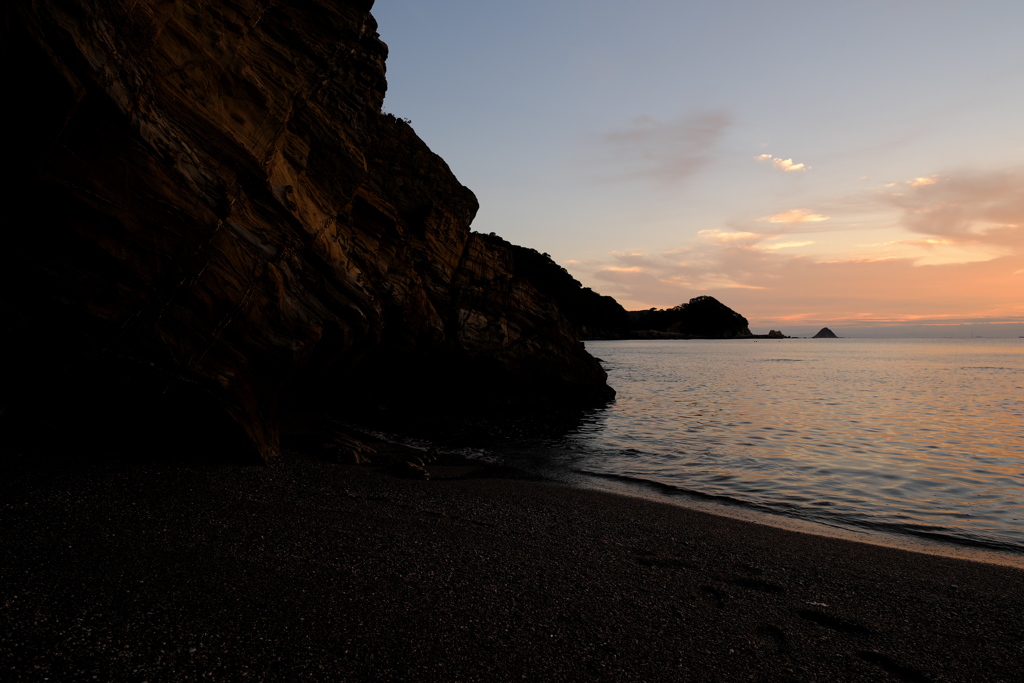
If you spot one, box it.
[2,448,1022,682]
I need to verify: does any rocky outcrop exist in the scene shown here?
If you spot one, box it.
[813,328,838,338]
[474,233,631,339]
[3,0,611,462]
[629,296,753,339]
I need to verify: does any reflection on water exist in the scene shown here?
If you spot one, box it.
[505,339,1024,553]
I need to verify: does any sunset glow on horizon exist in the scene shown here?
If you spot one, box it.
[374,0,1023,336]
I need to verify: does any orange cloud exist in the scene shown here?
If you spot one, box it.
[569,165,1024,334]
[698,229,761,244]
[885,168,1024,247]
[763,240,814,250]
[759,209,830,224]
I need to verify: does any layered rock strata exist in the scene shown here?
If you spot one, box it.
[3,0,611,462]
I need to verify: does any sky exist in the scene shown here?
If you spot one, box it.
[372,0,1023,337]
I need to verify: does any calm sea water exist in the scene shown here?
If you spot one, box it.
[494,338,1024,557]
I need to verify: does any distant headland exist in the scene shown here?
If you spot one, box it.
[474,234,786,341]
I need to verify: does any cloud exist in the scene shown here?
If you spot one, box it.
[763,240,814,250]
[558,165,1024,334]
[694,230,816,253]
[884,168,1024,247]
[897,238,956,248]
[698,229,761,245]
[759,209,830,224]
[755,154,807,172]
[595,111,731,185]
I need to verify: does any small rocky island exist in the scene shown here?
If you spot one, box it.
[813,327,839,338]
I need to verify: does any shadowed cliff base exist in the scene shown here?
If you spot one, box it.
[4,0,610,464]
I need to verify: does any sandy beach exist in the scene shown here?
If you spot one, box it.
[2,445,1022,682]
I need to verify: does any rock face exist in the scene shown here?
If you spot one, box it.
[813,328,839,338]
[474,233,631,339]
[3,0,611,462]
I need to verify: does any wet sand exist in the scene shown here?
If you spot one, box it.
[2,450,1022,682]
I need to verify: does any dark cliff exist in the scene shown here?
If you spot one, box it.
[2,0,611,462]
[474,233,631,338]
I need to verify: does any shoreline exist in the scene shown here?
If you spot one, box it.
[558,467,1024,570]
[409,430,1024,571]
[2,446,1022,681]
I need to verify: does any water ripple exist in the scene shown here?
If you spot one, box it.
[556,338,1024,552]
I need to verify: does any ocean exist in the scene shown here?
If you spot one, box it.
[486,338,1024,564]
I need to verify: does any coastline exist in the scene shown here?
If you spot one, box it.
[558,468,1024,570]
[3,446,1022,681]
